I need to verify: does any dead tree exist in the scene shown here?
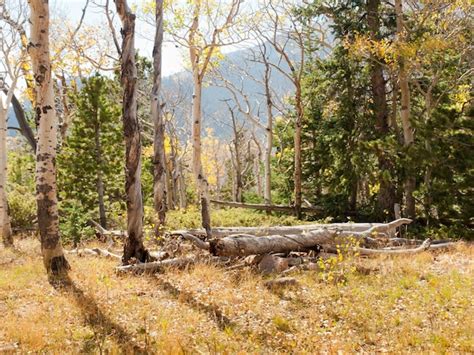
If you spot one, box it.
[151,0,167,234]
[114,0,149,263]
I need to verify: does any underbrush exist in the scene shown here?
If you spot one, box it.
[164,206,303,230]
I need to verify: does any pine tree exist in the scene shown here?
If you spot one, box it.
[58,74,124,237]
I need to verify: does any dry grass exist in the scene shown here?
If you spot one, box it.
[1,237,473,353]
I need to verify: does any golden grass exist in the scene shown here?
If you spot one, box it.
[0,238,473,353]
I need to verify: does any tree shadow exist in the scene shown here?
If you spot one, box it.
[152,275,233,331]
[49,274,147,354]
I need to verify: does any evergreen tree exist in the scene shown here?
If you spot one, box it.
[58,74,124,240]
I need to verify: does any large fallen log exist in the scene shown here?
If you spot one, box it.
[170,218,412,238]
[210,199,323,214]
[208,229,367,257]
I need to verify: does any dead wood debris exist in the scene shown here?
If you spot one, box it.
[69,219,459,276]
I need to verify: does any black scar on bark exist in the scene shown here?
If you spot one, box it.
[42,105,53,113]
[48,255,71,276]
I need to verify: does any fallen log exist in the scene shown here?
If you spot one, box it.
[67,248,122,260]
[170,218,412,238]
[116,257,195,274]
[208,219,414,257]
[91,220,126,237]
[324,239,432,256]
[209,230,352,257]
[210,199,322,214]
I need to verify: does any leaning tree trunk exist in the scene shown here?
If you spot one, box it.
[5,92,36,152]
[114,0,149,263]
[152,0,167,235]
[395,0,415,219]
[28,0,69,274]
[0,107,13,247]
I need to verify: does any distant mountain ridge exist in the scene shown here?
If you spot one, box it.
[8,43,295,139]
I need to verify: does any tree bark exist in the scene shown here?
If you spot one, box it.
[189,4,212,237]
[209,230,365,257]
[94,108,107,229]
[367,0,396,220]
[5,91,36,152]
[174,218,412,238]
[263,60,273,207]
[209,218,412,257]
[395,0,415,219]
[152,0,167,235]
[294,85,303,219]
[28,0,69,274]
[229,106,243,202]
[0,107,13,247]
[114,0,149,263]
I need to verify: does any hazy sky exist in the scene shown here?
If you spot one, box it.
[51,0,185,76]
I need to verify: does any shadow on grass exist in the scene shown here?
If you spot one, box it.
[152,274,233,331]
[49,273,147,354]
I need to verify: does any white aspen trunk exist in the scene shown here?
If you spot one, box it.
[264,63,273,207]
[152,0,167,235]
[395,0,415,219]
[114,0,149,263]
[28,0,69,274]
[0,107,13,247]
[191,75,212,236]
[189,3,212,237]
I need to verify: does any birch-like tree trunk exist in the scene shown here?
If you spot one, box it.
[114,0,149,263]
[189,4,212,237]
[152,0,167,235]
[263,59,273,207]
[395,0,415,219]
[28,0,69,274]
[191,73,212,236]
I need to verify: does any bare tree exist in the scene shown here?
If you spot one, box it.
[28,0,69,274]
[151,0,167,235]
[0,1,23,247]
[1,1,36,151]
[255,0,307,218]
[169,0,243,237]
[395,0,415,219]
[224,101,244,202]
[114,0,149,263]
[215,39,278,207]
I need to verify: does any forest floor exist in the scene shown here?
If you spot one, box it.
[0,213,473,353]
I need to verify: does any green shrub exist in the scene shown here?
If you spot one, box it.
[8,187,36,229]
[59,200,95,246]
[163,206,303,231]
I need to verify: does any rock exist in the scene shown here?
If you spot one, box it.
[258,254,289,274]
